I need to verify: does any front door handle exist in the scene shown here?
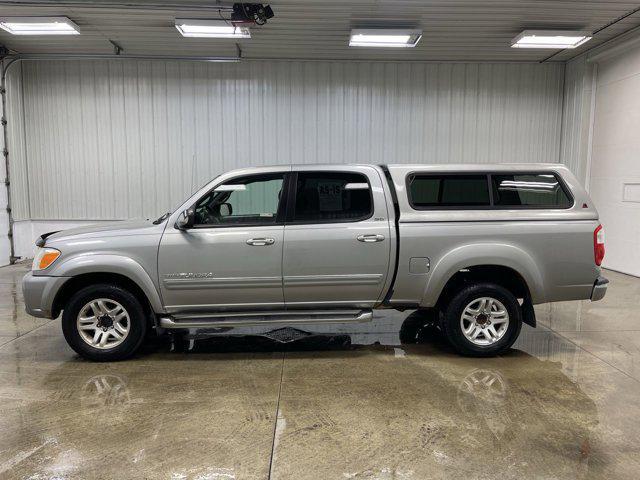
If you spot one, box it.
[246,237,275,246]
[357,234,385,243]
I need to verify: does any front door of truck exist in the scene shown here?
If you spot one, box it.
[158,172,287,313]
[282,167,391,308]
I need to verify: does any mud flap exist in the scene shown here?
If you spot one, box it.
[521,294,536,328]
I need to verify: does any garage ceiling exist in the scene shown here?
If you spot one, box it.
[0,0,640,62]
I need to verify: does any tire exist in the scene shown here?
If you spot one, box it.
[440,283,522,357]
[61,283,148,362]
[399,309,440,344]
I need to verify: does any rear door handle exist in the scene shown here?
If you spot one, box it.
[357,234,385,243]
[246,237,275,246]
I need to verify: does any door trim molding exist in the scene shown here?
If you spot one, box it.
[163,276,282,290]
[283,273,383,286]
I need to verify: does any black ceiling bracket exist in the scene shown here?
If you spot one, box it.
[109,40,124,56]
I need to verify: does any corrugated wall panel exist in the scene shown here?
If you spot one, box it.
[9,59,565,221]
[5,64,29,221]
[559,55,595,186]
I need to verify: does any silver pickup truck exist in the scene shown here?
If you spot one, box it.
[23,164,608,361]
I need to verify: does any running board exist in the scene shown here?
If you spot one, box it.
[159,309,373,329]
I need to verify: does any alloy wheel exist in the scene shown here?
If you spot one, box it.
[460,297,510,346]
[76,298,131,350]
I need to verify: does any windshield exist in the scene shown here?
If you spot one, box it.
[151,174,222,225]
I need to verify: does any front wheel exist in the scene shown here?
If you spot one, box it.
[61,284,148,362]
[441,283,522,357]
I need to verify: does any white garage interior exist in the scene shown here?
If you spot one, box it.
[1,1,640,479]
[6,59,566,259]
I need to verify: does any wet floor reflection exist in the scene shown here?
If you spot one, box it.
[80,373,132,408]
[1,314,613,479]
[166,309,444,355]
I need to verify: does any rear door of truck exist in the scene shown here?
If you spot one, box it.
[281,165,392,308]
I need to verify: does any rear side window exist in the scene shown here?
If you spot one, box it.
[408,174,490,208]
[292,172,372,223]
[492,174,572,208]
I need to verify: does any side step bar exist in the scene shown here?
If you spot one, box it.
[159,309,373,329]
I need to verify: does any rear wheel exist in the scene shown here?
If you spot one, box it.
[441,283,522,356]
[61,284,147,362]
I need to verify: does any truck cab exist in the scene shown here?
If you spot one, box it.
[160,164,393,313]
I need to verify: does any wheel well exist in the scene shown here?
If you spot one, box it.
[52,272,154,322]
[436,265,531,309]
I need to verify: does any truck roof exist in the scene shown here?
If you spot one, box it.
[384,163,568,172]
[221,163,570,175]
[282,162,567,170]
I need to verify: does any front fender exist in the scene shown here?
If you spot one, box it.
[47,254,164,313]
[420,243,546,307]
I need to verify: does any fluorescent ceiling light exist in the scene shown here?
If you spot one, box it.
[349,29,422,48]
[175,19,250,38]
[511,30,591,49]
[0,16,80,35]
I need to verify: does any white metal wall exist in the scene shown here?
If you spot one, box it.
[588,44,640,277]
[560,56,595,186]
[7,59,566,224]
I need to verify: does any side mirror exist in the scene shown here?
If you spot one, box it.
[219,202,233,217]
[175,208,195,230]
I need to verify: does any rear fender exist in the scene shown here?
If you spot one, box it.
[420,243,546,307]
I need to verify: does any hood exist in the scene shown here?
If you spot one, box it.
[43,220,162,244]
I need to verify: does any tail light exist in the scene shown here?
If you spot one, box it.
[593,224,605,266]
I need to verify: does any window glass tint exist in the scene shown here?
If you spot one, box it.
[293,172,372,222]
[409,175,490,207]
[194,173,284,226]
[492,174,572,208]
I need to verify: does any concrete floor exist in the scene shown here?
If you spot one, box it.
[1,264,639,479]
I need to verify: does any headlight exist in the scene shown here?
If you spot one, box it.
[32,247,61,271]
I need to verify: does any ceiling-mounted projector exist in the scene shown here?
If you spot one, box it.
[231,3,274,25]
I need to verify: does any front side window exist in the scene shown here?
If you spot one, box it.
[408,174,490,208]
[292,172,372,223]
[492,173,572,208]
[194,173,284,226]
